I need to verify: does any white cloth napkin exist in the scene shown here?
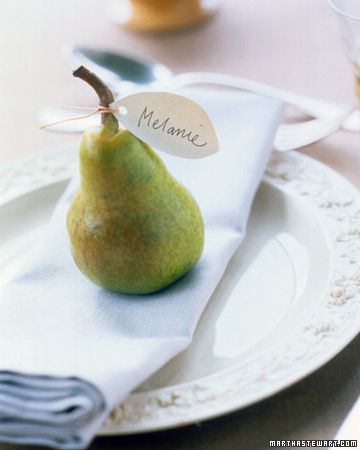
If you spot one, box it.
[0,90,283,449]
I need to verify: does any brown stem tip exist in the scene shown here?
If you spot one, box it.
[73,65,118,130]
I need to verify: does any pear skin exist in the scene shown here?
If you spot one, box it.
[67,126,204,294]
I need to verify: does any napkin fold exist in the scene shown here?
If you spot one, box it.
[0,90,283,449]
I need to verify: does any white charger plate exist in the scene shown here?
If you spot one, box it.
[0,148,359,435]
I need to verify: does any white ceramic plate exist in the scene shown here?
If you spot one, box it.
[0,148,360,435]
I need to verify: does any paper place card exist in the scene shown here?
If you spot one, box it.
[111,92,219,159]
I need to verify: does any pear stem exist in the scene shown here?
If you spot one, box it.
[73,65,119,132]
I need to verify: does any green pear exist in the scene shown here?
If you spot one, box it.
[67,66,204,294]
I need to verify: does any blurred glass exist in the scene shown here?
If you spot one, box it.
[112,0,218,32]
[329,0,360,101]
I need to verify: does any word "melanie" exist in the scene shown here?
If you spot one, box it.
[137,106,207,148]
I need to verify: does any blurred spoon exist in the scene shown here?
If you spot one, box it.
[65,46,173,95]
[38,47,174,131]
[67,46,358,129]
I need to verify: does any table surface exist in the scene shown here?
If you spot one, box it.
[0,1,359,449]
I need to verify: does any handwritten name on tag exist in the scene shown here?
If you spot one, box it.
[111,92,219,159]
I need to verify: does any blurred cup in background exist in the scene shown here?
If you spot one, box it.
[112,0,218,32]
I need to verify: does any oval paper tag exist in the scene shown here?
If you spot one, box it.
[111,92,219,159]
